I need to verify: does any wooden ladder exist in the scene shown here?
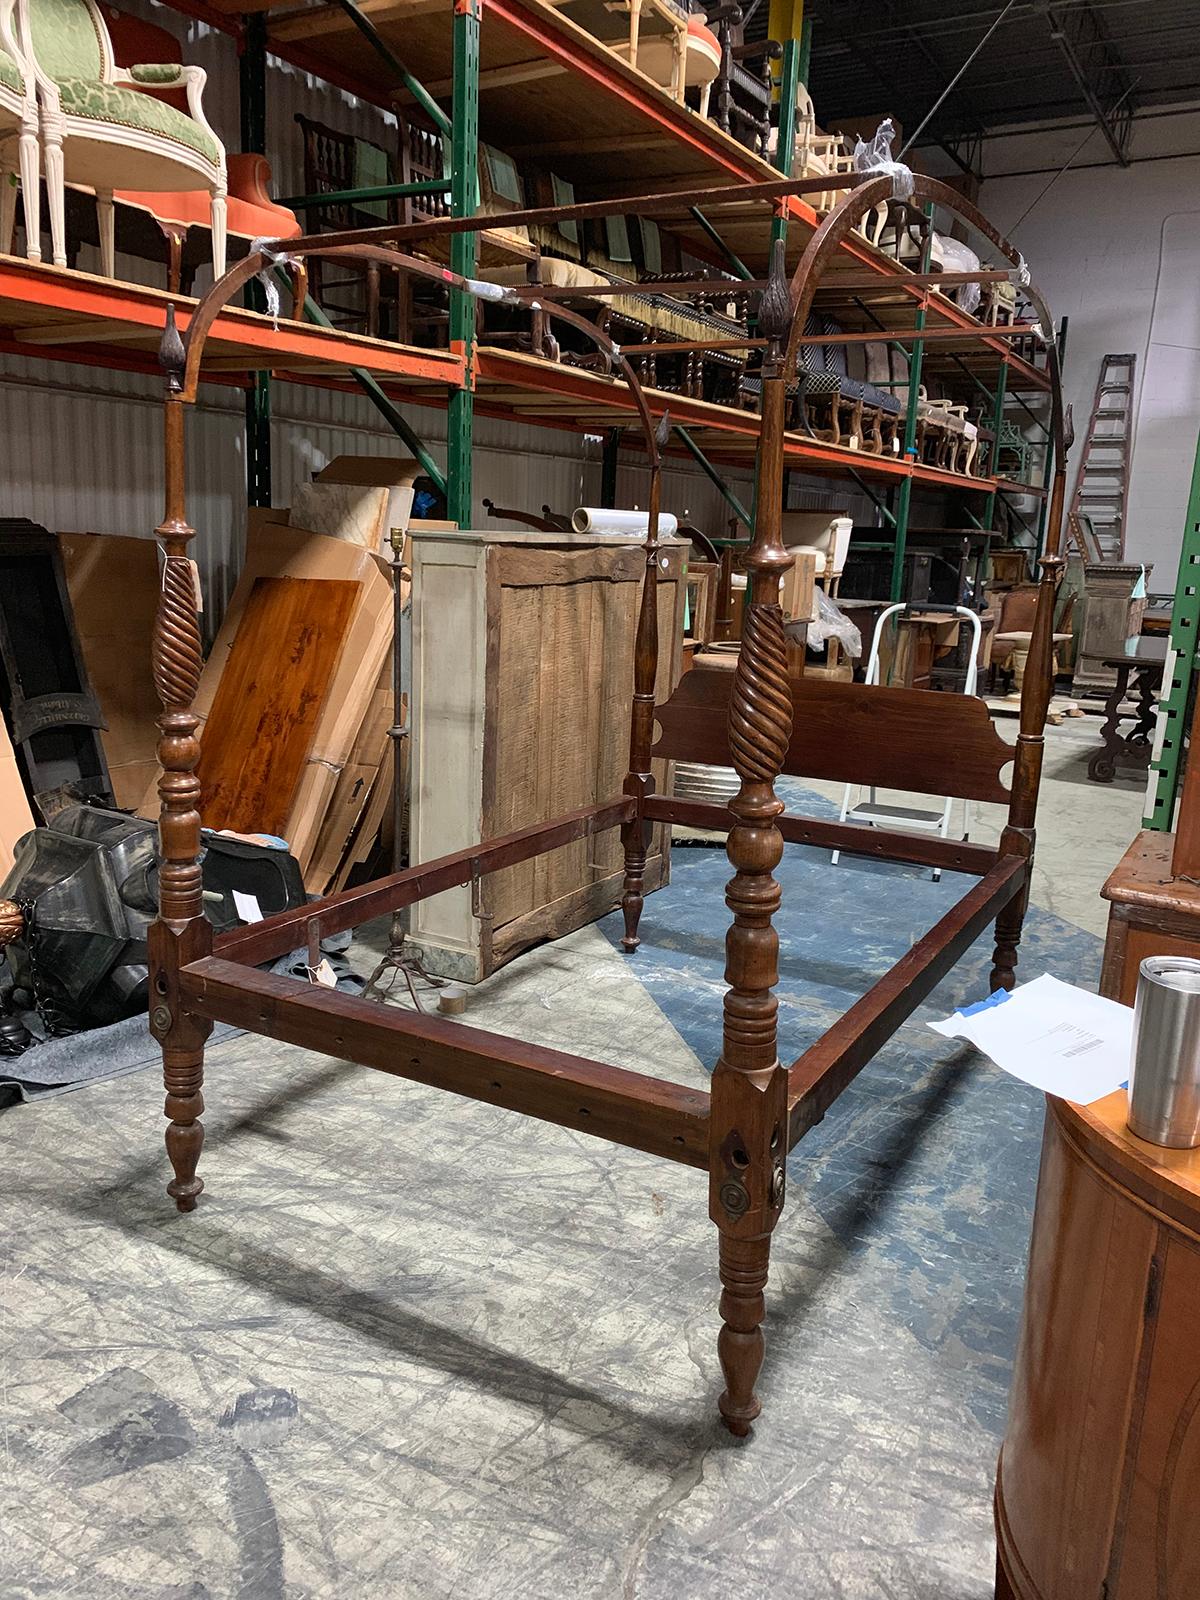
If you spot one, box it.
[1068,352,1137,562]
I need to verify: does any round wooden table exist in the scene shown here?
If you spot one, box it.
[995,1090,1200,1599]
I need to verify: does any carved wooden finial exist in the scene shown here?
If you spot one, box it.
[159,304,185,395]
[757,237,792,362]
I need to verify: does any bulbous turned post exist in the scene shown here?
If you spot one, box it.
[148,305,213,1212]
[620,410,672,952]
[990,429,1068,992]
[709,240,794,1436]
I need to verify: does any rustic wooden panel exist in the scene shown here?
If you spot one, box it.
[485,544,682,938]
[652,665,1014,803]
[196,576,358,836]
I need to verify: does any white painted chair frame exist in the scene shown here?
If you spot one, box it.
[833,603,983,882]
[0,0,40,260]
[19,0,226,279]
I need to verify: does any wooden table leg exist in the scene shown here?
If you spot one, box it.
[1130,661,1158,753]
[1088,662,1132,782]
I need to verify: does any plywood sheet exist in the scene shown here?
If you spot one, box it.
[316,454,420,487]
[195,576,358,836]
[137,520,392,871]
[289,482,396,552]
[306,664,396,894]
[58,531,161,809]
[486,544,683,934]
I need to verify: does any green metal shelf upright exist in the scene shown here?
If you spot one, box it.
[1145,427,1200,832]
[447,0,480,527]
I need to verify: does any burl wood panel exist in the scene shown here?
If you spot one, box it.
[196,576,358,836]
[996,1093,1200,1600]
[483,544,682,949]
[652,667,1014,804]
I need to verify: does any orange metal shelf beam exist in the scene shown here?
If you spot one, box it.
[0,258,467,388]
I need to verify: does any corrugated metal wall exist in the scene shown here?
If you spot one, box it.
[0,1,881,630]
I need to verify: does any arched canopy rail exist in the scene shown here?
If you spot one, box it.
[782,173,1066,497]
[170,240,665,475]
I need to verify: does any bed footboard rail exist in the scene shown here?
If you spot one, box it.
[180,956,710,1168]
[786,853,1028,1148]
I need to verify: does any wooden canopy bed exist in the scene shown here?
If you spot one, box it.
[147,171,1066,1436]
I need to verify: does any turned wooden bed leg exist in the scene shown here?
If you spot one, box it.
[620,789,652,952]
[149,307,213,1211]
[710,241,793,1436]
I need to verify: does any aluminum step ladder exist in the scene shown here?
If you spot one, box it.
[833,603,983,882]
[1068,353,1136,562]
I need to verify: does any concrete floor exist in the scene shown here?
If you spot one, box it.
[0,718,1147,1599]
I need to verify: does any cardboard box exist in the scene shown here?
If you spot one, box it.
[294,454,423,553]
[779,550,818,624]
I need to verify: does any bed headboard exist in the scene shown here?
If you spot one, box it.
[652,667,1015,804]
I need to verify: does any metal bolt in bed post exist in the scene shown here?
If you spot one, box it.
[148,306,214,1212]
[710,240,794,1435]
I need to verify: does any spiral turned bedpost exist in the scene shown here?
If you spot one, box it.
[709,240,795,1436]
[148,305,213,1213]
[620,409,671,952]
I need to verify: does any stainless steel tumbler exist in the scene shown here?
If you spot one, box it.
[1128,955,1200,1148]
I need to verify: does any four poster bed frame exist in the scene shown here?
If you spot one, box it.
[149,172,1067,1436]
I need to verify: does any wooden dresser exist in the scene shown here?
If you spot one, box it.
[995,1091,1200,1599]
[407,528,685,981]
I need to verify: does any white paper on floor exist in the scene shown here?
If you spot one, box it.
[929,972,1133,1104]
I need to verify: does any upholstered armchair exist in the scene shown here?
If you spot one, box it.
[20,0,226,279]
[0,0,39,259]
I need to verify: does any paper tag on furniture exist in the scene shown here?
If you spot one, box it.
[929,973,1132,1104]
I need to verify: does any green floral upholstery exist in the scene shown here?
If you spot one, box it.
[0,47,20,93]
[128,62,180,85]
[55,77,219,163]
[27,0,105,83]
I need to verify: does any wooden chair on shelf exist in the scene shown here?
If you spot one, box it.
[295,113,406,339]
[773,311,904,454]
[0,0,40,260]
[20,0,226,278]
[28,9,297,290]
[702,2,780,155]
[555,0,720,105]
